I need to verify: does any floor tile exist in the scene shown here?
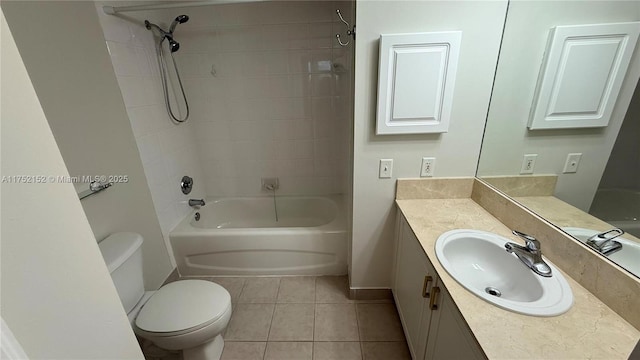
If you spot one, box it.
[269,303,315,341]
[221,342,266,360]
[207,277,246,303]
[316,276,352,303]
[277,276,316,303]
[264,342,313,360]
[356,303,405,341]
[361,342,411,360]
[224,303,274,341]
[138,337,182,360]
[313,342,362,360]
[238,277,280,303]
[314,303,359,341]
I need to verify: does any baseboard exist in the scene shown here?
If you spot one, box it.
[349,287,393,301]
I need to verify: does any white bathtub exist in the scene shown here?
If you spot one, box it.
[590,188,640,238]
[170,195,348,276]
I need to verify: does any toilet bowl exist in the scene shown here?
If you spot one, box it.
[98,232,232,360]
[134,280,232,359]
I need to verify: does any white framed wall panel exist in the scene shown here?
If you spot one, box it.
[529,22,640,130]
[376,32,461,135]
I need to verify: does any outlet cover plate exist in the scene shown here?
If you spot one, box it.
[520,154,537,174]
[421,157,436,177]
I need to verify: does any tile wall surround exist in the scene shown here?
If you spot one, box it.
[95,1,354,261]
[471,179,640,330]
[96,4,206,266]
[175,0,354,197]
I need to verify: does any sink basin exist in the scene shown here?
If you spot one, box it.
[563,227,640,277]
[435,229,573,316]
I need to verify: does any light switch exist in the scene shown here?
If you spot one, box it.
[563,153,582,173]
[379,159,393,178]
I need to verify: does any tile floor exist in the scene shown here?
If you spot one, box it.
[140,275,411,360]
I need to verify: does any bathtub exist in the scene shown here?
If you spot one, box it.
[170,195,348,276]
[589,188,640,238]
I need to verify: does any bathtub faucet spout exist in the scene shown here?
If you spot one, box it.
[188,199,206,207]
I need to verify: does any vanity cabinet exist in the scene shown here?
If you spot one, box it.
[393,214,484,360]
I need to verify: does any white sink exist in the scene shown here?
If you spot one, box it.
[562,227,640,277]
[435,229,573,316]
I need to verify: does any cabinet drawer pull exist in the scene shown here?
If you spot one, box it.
[422,275,433,298]
[429,286,440,310]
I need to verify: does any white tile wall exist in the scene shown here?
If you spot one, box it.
[96,3,207,266]
[95,0,353,245]
[174,0,354,197]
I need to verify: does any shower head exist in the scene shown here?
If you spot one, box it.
[169,14,189,33]
[146,15,187,52]
[176,15,189,24]
[168,38,180,53]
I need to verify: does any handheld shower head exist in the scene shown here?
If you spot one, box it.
[168,39,180,53]
[146,15,188,52]
[169,14,189,33]
[176,15,189,24]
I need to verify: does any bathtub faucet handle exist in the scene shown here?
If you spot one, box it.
[188,199,206,207]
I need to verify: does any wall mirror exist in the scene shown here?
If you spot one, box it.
[477,1,640,278]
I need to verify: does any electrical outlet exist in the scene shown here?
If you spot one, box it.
[520,154,537,174]
[379,159,393,178]
[563,153,582,173]
[420,157,436,177]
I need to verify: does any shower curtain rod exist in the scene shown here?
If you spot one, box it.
[103,0,266,15]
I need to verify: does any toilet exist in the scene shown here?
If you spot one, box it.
[98,232,232,360]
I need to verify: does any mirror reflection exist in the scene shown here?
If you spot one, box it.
[477,1,640,277]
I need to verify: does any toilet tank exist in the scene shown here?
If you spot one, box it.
[98,232,145,314]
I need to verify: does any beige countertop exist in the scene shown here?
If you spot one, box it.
[396,198,640,359]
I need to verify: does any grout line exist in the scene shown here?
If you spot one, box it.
[261,305,276,360]
[353,301,362,357]
[311,278,317,344]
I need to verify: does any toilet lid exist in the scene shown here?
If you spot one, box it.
[136,280,231,333]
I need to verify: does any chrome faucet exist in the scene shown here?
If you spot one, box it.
[586,228,624,255]
[188,199,205,207]
[505,230,552,277]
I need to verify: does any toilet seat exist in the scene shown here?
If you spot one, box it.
[135,280,231,336]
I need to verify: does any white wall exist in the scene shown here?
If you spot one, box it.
[477,1,640,211]
[351,1,507,288]
[0,9,143,358]
[599,82,640,191]
[3,1,174,289]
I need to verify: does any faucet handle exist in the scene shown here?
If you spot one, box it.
[512,230,541,251]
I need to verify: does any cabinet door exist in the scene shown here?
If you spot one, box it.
[424,285,485,360]
[393,216,436,359]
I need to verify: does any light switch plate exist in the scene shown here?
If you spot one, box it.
[379,159,393,178]
[563,153,582,173]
